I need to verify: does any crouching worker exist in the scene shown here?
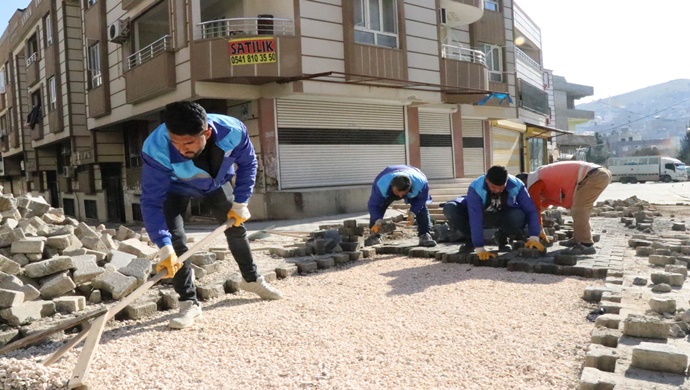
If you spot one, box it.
[516,161,611,255]
[443,165,543,260]
[366,165,436,247]
[141,101,282,329]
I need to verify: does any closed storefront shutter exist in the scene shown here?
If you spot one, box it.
[419,110,453,179]
[462,119,485,177]
[492,127,522,174]
[276,99,406,189]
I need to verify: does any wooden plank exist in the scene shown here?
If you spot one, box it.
[43,323,92,366]
[0,307,107,356]
[67,314,107,389]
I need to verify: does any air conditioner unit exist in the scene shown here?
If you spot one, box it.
[440,8,448,25]
[108,19,129,44]
[63,166,75,178]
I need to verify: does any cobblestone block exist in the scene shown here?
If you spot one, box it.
[635,246,653,256]
[24,256,74,279]
[119,258,153,287]
[0,256,20,275]
[0,327,19,347]
[316,257,335,269]
[583,286,617,302]
[71,255,104,285]
[223,277,240,294]
[665,264,687,277]
[0,288,24,308]
[39,272,76,299]
[599,302,622,315]
[650,272,684,287]
[117,238,158,260]
[160,291,179,310]
[555,254,578,266]
[333,253,350,265]
[124,300,158,320]
[628,239,652,248]
[507,260,534,273]
[296,261,318,274]
[595,314,623,329]
[197,285,225,301]
[533,262,562,275]
[269,247,294,258]
[91,270,138,300]
[590,327,621,348]
[585,344,619,372]
[275,265,298,279]
[11,239,44,254]
[623,314,670,339]
[600,292,622,303]
[632,342,688,374]
[0,300,55,326]
[361,248,376,258]
[649,297,676,314]
[190,252,216,266]
[53,296,86,314]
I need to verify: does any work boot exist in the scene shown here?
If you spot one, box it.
[418,233,437,247]
[458,242,475,254]
[240,275,283,300]
[562,244,596,256]
[364,234,382,246]
[493,230,512,252]
[169,300,202,329]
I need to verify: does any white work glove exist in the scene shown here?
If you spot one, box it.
[475,246,496,261]
[227,202,250,227]
[156,245,182,278]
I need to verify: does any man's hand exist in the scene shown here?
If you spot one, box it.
[406,211,414,227]
[475,247,497,261]
[539,230,550,244]
[227,202,251,227]
[371,219,383,234]
[156,245,182,278]
[526,236,546,252]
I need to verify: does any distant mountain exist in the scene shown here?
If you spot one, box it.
[575,79,690,139]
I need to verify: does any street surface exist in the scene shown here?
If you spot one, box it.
[598,181,690,205]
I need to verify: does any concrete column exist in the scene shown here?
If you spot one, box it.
[406,107,421,169]
[483,120,492,170]
[451,110,464,177]
[258,98,278,190]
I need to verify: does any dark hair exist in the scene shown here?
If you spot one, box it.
[164,101,208,136]
[391,175,411,192]
[486,165,508,185]
[515,173,529,184]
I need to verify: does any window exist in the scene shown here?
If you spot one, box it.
[125,129,147,168]
[353,0,398,48]
[48,77,57,111]
[44,14,52,47]
[86,0,97,8]
[84,199,98,219]
[26,34,39,65]
[479,43,503,82]
[485,0,499,11]
[87,43,101,89]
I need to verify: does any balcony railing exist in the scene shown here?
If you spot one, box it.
[198,17,295,39]
[441,44,486,66]
[127,35,173,70]
[515,48,541,71]
[25,52,38,67]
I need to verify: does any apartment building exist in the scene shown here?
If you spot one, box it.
[0,0,571,222]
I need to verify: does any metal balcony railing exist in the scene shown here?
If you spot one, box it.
[441,44,486,66]
[127,35,173,70]
[25,52,38,67]
[198,17,295,39]
[515,47,541,71]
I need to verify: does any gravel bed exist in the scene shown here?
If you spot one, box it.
[4,255,594,389]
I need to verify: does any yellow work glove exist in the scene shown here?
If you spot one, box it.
[227,202,250,227]
[475,247,496,261]
[371,219,383,234]
[539,230,550,244]
[156,245,182,278]
[406,211,414,227]
[525,236,546,252]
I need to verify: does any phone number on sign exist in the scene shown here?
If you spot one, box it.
[230,53,277,65]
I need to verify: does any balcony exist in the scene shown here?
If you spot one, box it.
[87,83,110,118]
[518,79,549,116]
[441,44,488,91]
[192,18,301,84]
[48,109,63,134]
[0,94,5,112]
[26,52,40,87]
[124,36,176,104]
[122,0,144,10]
[440,0,484,26]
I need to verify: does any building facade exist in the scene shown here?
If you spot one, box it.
[0,0,572,222]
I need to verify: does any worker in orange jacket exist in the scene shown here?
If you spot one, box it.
[516,161,611,254]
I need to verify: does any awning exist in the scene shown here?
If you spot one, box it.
[524,121,572,139]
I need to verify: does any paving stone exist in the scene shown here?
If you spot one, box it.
[665,264,688,277]
[650,272,684,287]
[598,302,622,315]
[632,276,647,286]
[224,277,241,293]
[39,272,76,299]
[651,283,672,293]
[296,261,318,274]
[649,297,676,315]
[579,367,617,390]
[0,326,19,347]
[275,265,298,279]
[190,252,216,266]
[583,286,618,302]
[0,288,24,308]
[595,314,623,330]
[0,300,55,326]
[600,292,622,303]
[24,256,74,279]
[555,254,578,266]
[590,327,621,348]
[332,254,350,265]
[53,296,86,314]
[124,300,158,320]
[0,256,20,275]
[11,239,44,254]
[160,291,180,310]
[197,285,225,301]
[91,270,138,300]
[623,314,670,339]
[71,255,104,285]
[631,342,688,374]
[316,257,335,269]
[117,239,158,260]
[584,344,619,373]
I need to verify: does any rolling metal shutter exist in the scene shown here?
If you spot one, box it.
[419,110,453,179]
[276,99,406,189]
[462,119,485,177]
[492,127,522,174]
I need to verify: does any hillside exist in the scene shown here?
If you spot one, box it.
[575,79,690,138]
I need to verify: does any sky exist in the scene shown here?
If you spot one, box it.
[516,0,690,103]
[1,0,688,103]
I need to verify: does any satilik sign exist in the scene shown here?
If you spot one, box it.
[228,37,276,65]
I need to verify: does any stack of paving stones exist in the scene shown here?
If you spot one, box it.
[579,199,690,388]
[264,217,408,275]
